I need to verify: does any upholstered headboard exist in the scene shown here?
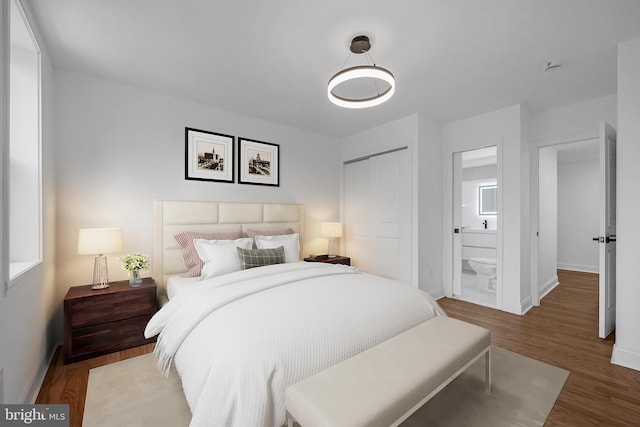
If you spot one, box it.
[153,200,304,298]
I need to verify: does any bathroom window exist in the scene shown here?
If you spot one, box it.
[479,185,497,215]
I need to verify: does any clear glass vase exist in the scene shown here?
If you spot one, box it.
[129,269,142,287]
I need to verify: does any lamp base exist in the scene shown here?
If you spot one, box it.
[327,238,338,258]
[91,254,110,290]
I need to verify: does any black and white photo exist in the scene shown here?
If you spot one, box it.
[185,127,234,183]
[238,138,279,186]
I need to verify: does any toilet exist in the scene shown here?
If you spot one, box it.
[467,258,497,291]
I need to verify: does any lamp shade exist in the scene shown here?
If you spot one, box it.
[320,222,343,238]
[78,228,122,255]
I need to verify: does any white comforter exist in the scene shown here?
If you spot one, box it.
[145,262,445,427]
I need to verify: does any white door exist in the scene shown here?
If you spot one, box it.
[344,148,411,284]
[598,121,617,339]
[452,152,463,296]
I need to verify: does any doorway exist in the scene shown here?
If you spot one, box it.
[452,146,499,308]
[532,121,617,338]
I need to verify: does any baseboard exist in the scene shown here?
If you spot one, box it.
[428,288,445,300]
[540,276,559,300]
[500,295,533,315]
[557,263,598,273]
[611,344,640,372]
[27,345,57,403]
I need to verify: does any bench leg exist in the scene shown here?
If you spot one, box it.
[485,348,491,394]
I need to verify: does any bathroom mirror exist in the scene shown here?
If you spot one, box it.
[479,185,497,215]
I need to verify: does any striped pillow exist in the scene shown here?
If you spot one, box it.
[236,246,285,270]
[174,231,243,277]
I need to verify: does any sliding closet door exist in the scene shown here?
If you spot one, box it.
[344,148,411,284]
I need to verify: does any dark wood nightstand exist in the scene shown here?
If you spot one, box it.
[63,278,158,364]
[304,255,351,266]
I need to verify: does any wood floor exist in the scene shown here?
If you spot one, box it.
[36,269,640,427]
[440,269,640,426]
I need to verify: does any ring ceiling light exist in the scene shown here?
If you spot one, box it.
[327,35,395,109]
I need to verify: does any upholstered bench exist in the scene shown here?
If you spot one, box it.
[285,316,491,427]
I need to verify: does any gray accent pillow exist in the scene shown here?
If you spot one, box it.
[237,246,285,270]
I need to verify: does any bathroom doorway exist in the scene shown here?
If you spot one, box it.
[452,146,499,308]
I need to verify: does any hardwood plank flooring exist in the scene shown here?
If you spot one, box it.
[36,269,640,426]
[440,269,640,426]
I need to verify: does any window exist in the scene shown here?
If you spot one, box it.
[8,0,42,284]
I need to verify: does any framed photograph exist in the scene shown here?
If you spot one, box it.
[185,127,234,183]
[238,137,280,186]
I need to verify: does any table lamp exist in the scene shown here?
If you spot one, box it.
[321,222,343,258]
[78,228,122,289]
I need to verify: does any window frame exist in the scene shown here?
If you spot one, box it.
[6,0,43,289]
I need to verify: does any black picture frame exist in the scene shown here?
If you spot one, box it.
[185,127,234,183]
[238,137,280,187]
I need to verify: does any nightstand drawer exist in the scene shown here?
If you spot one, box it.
[67,290,156,328]
[67,315,155,362]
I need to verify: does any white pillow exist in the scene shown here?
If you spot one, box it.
[194,237,253,280]
[255,233,300,263]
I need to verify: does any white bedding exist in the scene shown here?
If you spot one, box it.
[166,275,200,300]
[145,262,445,427]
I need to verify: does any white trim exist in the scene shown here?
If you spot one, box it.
[501,298,527,315]
[6,0,43,289]
[445,142,502,308]
[1,0,9,295]
[8,259,43,287]
[530,131,598,147]
[529,132,598,308]
[611,344,640,371]
[557,263,599,274]
[540,275,559,300]
[429,288,445,300]
[27,346,57,403]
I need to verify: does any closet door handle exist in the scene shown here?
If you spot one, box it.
[592,237,600,241]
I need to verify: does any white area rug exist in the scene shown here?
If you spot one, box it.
[83,346,568,427]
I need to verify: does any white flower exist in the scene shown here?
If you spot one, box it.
[119,253,150,272]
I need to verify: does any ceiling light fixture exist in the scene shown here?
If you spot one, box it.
[327,35,395,109]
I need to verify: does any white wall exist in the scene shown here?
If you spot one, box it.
[612,36,640,371]
[443,104,529,314]
[53,70,341,341]
[529,95,617,143]
[418,113,444,297]
[537,146,558,294]
[557,159,599,272]
[0,1,58,404]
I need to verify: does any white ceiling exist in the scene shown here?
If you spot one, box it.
[26,0,640,138]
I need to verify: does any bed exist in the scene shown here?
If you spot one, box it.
[146,200,446,427]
